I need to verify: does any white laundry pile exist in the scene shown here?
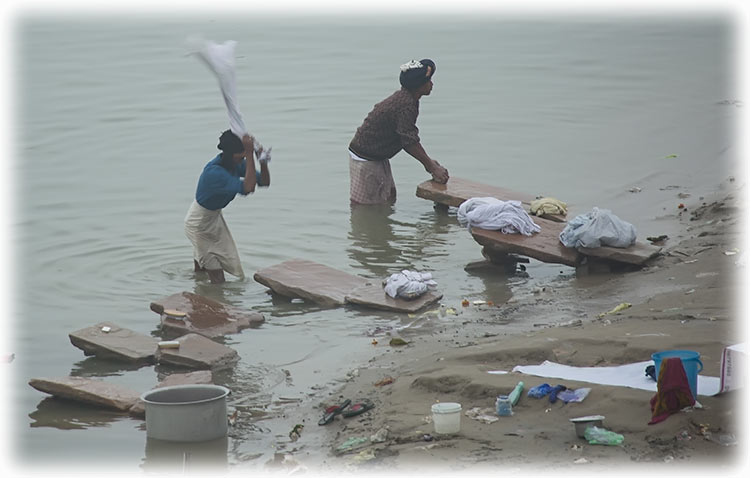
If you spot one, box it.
[383,270,437,300]
[559,207,636,249]
[187,37,272,163]
[457,197,541,235]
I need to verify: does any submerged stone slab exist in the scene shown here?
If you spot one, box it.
[28,376,141,412]
[345,284,443,313]
[416,177,566,222]
[155,333,239,371]
[150,291,265,339]
[69,321,159,365]
[128,370,214,418]
[254,259,370,307]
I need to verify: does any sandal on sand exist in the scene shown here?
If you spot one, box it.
[342,400,375,418]
[318,399,351,426]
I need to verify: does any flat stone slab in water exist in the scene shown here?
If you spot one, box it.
[416,177,566,222]
[155,333,239,371]
[345,284,443,313]
[68,321,159,365]
[254,259,371,307]
[28,376,141,412]
[129,370,214,418]
[150,291,265,339]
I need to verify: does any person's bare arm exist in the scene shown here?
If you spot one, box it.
[242,134,257,194]
[404,142,449,183]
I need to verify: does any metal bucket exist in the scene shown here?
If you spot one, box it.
[141,384,230,442]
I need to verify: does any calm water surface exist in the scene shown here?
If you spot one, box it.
[6,14,736,471]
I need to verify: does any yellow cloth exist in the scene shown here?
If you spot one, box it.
[530,197,568,216]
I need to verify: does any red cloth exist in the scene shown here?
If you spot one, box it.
[649,357,696,424]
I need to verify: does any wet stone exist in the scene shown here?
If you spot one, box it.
[68,321,159,365]
[254,259,370,307]
[28,376,141,412]
[155,333,239,371]
[345,284,443,313]
[150,291,265,339]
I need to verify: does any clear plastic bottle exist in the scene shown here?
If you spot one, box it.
[495,395,513,416]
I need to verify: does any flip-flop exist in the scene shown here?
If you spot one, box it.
[318,398,351,426]
[342,401,375,418]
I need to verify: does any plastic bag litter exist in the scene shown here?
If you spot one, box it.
[383,270,437,300]
[559,207,636,249]
[584,426,624,446]
[457,197,541,235]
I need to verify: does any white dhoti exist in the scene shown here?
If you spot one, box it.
[184,200,245,278]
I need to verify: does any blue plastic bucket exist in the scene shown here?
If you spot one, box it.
[651,350,703,399]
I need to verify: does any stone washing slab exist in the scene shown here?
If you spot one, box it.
[416,177,566,222]
[155,333,239,371]
[345,284,443,313]
[28,376,141,412]
[128,370,214,418]
[69,321,159,365]
[254,259,371,307]
[150,291,265,339]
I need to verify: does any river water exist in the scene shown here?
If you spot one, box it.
[4,14,737,472]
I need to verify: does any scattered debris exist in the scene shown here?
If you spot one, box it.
[628,187,642,193]
[646,235,668,244]
[465,407,499,424]
[370,427,389,443]
[724,248,740,256]
[389,338,409,347]
[573,457,589,464]
[289,424,304,442]
[598,303,632,318]
[336,437,369,454]
[374,376,395,387]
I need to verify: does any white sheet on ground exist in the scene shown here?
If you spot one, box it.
[506,360,721,396]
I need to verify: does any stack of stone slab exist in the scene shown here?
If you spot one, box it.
[29,291,263,414]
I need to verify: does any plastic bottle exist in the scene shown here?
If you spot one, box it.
[508,381,524,406]
[584,426,624,445]
[495,395,513,416]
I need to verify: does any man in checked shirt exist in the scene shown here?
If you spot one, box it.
[348,59,449,205]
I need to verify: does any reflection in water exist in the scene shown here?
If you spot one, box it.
[29,397,123,430]
[69,356,147,377]
[463,261,515,306]
[347,203,453,279]
[141,436,228,474]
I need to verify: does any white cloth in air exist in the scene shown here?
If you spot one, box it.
[457,197,541,236]
[188,37,272,162]
[383,270,437,300]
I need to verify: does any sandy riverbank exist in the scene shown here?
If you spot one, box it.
[260,182,746,476]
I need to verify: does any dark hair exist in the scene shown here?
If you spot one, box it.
[399,58,436,90]
[217,130,244,154]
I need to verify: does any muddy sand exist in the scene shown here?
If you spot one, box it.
[261,186,746,476]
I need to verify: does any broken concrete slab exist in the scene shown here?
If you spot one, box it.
[129,370,214,418]
[254,259,371,307]
[155,333,239,371]
[150,291,265,339]
[69,321,159,365]
[345,284,443,313]
[28,376,141,412]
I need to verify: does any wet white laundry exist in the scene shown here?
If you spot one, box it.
[383,270,437,300]
[457,197,541,236]
[187,36,272,162]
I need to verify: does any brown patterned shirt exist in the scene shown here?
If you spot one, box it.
[349,88,421,161]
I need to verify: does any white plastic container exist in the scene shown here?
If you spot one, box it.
[431,402,462,434]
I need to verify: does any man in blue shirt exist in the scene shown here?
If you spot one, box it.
[185,130,271,283]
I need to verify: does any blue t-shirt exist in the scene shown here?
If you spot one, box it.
[195,154,262,210]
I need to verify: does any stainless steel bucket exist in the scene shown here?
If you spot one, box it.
[141,385,230,442]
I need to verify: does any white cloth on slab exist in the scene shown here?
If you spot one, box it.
[457,197,541,236]
[559,207,636,249]
[383,270,437,300]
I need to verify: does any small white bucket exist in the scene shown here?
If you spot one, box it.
[431,402,461,434]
